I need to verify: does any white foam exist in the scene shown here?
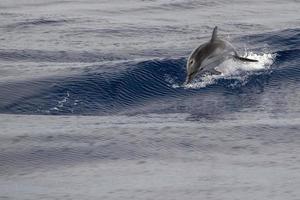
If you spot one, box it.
[181,52,275,89]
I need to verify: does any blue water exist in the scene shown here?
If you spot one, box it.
[1,28,299,117]
[0,1,300,199]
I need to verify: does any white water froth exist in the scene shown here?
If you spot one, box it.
[179,52,275,89]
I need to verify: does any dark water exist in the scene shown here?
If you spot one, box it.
[1,28,300,117]
[0,0,300,199]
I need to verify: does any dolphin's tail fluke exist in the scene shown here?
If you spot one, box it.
[233,55,258,62]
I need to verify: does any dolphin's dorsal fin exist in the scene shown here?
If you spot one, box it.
[210,26,218,42]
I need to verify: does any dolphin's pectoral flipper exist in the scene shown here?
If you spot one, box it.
[233,55,258,62]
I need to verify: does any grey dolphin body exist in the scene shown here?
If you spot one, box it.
[185,26,258,84]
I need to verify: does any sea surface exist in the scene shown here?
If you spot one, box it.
[0,0,300,199]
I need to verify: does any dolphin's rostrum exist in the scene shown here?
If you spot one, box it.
[185,26,258,84]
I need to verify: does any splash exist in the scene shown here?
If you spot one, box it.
[181,52,275,89]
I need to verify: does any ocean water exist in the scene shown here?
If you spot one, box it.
[0,0,300,199]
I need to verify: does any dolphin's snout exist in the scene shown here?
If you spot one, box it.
[185,75,192,85]
[185,71,197,85]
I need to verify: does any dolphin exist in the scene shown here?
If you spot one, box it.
[185,26,258,84]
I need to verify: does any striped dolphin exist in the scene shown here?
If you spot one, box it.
[185,26,258,84]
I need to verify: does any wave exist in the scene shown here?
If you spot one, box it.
[2,18,70,30]
[0,49,122,63]
[0,28,299,116]
[0,51,291,116]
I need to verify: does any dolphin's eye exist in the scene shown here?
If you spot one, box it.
[189,60,194,65]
